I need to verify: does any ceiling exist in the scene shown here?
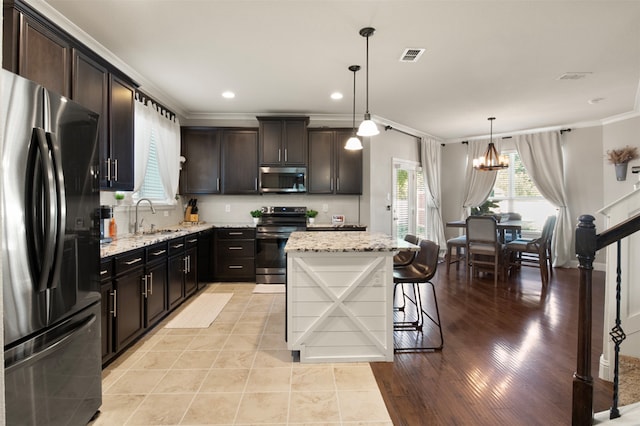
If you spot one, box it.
[37,0,640,141]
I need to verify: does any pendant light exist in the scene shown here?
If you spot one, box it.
[472,117,509,171]
[345,65,363,150]
[357,27,379,137]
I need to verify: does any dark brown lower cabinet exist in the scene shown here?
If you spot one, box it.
[114,263,145,353]
[100,258,114,364]
[214,228,255,281]
[145,261,167,327]
[168,236,199,310]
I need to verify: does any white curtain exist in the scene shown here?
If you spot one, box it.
[134,98,181,204]
[461,139,501,219]
[420,137,446,249]
[514,131,572,267]
[151,105,181,205]
[133,99,152,192]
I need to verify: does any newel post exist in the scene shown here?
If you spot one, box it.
[572,214,597,425]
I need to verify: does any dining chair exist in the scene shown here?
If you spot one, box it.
[393,239,443,351]
[504,215,556,285]
[446,234,467,274]
[502,212,522,241]
[466,215,503,286]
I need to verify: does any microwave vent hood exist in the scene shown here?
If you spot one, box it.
[259,167,307,193]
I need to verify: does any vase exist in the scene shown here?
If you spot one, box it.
[253,217,260,225]
[615,163,628,181]
[308,218,315,224]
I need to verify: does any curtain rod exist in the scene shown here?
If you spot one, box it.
[384,125,420,139]
[459,128,572,145]
[136,90,176,121]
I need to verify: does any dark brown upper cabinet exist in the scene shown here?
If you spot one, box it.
[308,129,363,195]
[180,127,221,194]
[3,4,71,97]
[222,129,259,194]
[258,117,309,166]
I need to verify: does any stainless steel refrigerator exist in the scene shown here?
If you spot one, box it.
[1,69,102,424]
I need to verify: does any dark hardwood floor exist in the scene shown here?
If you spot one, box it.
[372,264,612,425]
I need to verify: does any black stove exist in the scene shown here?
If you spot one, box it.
[255,206,307,284]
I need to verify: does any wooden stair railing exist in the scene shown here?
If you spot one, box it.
[573,213,640,425]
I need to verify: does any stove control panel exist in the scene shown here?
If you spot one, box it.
[261,206,307,215]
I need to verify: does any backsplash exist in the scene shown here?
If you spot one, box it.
[100,192,364,239]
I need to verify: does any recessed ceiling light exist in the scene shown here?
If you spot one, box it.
[222,91,235,99]
[557,72,592,80]
[331,92,343,100]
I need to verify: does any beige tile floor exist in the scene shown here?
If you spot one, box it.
[91,283,393,425]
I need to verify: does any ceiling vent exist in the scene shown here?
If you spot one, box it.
[557,72,592,80]
[399,48,425,63]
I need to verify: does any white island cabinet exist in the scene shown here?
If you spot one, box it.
[284,231,419,363]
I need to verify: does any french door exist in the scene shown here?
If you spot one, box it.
[392,159,425,240]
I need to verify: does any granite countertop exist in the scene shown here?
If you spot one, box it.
[306,223,367,231]
[100,223,216,258]
[284,231,420,253]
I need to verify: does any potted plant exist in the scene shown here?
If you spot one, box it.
[306,209,318,224]
[607,145,639,181]
[250,209,262,224]
[114,191,125,205]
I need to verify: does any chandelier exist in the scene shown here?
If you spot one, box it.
[472,117,509,171]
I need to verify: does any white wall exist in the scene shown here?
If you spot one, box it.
[602,116,640,206]
[365,130,420,235]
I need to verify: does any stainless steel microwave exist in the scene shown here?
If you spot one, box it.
[259,167,307,193]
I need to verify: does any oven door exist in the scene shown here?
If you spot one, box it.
[255,232,289,284]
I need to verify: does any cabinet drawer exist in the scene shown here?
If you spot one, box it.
[217,258,255,277]
[218,240,255,258]
[185,234,199,248]
[114,249,145,275]
[217,229,255,239]
[100,257,113,281]
[168,237,186,256]
[146,242,168,264]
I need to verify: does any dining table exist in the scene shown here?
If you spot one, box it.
[446,219,523,243]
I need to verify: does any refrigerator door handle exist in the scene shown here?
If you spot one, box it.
[25,128,56,293]
[4,313,97,374]
[46,131,66,290]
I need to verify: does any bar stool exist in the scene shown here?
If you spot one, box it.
[393,239,443,352]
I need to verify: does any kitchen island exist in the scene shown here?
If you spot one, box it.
[285,231,419,363]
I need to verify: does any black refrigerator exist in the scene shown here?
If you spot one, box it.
[1,69,102,424]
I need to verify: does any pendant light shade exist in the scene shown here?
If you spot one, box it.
[345,65,363,150]
[356,27,379,137]
[473,117,509,171]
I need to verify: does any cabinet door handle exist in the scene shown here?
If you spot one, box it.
[151,249,166,256]
[125,257,142,265]
[149,272,153,295]
[183,256,188,274]
[278,148,281,162]
[105,158,111,182]
[228,265,243,269]
[142,274,148,298]
[228,232,243,236]
[172,243,184,249]
[188,255,191,273]
[228,246,243,250]
[187,238,197,243]
[100,269,109,276]
[330,178,334,191]
[111,290,117,318]
[337,177,340,191]
[113,158,118,182]
[284,148,288,162]
[255,178,258,191]
[217,178,220,192]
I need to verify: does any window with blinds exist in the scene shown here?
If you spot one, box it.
[138,132,166,201]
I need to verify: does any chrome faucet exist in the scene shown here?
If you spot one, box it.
[135,198,156,234]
